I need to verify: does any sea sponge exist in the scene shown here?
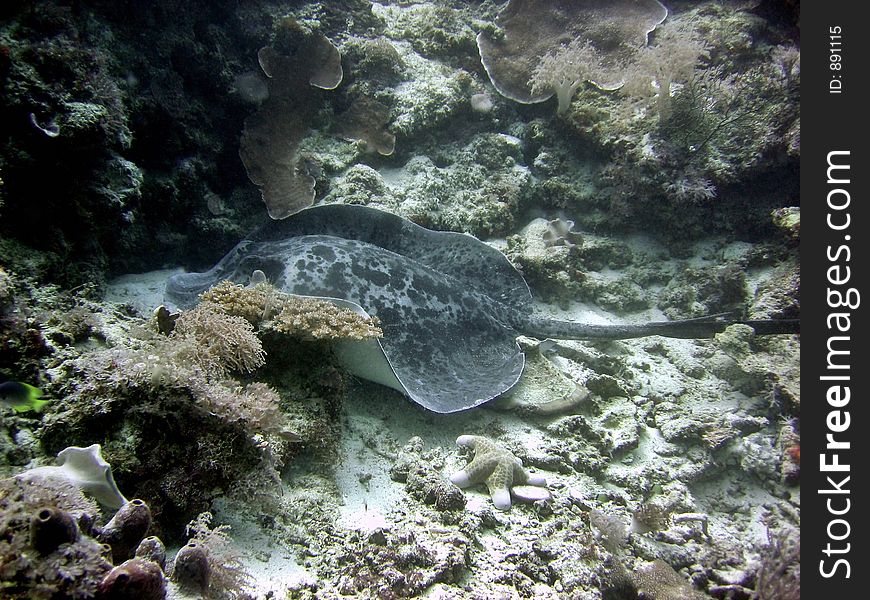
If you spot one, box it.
[0,477,111,599]
[97,557,166,600]
[180,512,251,595]
[29,506,79,555]
[172,542,210,594]
[135,536,167,570]
[96,498,152,563]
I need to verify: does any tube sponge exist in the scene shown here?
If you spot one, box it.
[97,558,166,600]
[96,498,152,563]
[30,506,79,555]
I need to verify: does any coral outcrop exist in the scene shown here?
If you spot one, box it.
[478,0,668,106]
[240,18,343,219]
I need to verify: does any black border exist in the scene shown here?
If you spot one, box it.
[803,1,867,595]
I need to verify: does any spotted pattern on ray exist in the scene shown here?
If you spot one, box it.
[164,205,530,413]
[164,204,798,412]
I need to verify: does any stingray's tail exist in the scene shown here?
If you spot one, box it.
[516,312,800,341]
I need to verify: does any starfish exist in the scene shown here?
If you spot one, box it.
[449,435,550,510]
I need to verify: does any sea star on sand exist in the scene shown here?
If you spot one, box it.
[449,435,550,510]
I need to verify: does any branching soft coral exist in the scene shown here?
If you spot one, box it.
[173,302,266,377]
[182,512,251,599]
[622,21,709,120]
[529,39,606,115]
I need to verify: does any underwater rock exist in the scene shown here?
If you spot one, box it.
[97,558,166,600]
[96,498,152,563]
[492,337,589,416]
[30,506,80,555]
[771,207,800,242]
[328,132,534,237]
[632,559,708,600]
[390,437,465,511]
[172,541,211,595]
[406,463,466,512]
[333,526,471,597]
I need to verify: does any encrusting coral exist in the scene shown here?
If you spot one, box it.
[478,0,667,107]
[239,18,344,220]
[449,435,550,510]
[200,279,383,341]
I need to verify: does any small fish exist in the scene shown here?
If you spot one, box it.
[0,381,49,413]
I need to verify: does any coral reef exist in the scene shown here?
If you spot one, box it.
[0,0,800,598]
[270,297,383,342]
[326,131,533,237]
[332,527,470,598]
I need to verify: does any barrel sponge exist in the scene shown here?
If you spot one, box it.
[29,506,79,555]
[96,498,153,563]
[97,558,166,600]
